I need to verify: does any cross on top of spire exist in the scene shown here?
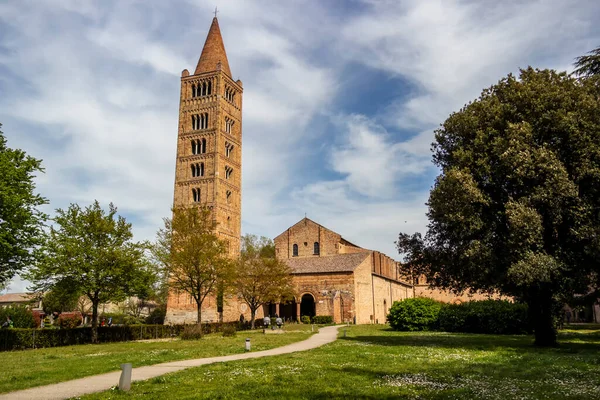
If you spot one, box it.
[194,11,232,77]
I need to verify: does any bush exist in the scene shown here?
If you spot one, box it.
[57,312,82,329]
[180,325,204,340]
[222,324,237,337]
[301,316,311,324]
[438,300,531,335]
[0,305,36,328]
[312,316,333,324]
[387,298,442,331]
[145,307,166,324]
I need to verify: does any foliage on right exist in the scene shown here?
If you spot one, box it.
[397,67,600,346]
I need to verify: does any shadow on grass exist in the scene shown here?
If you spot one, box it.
[340,328,600,353]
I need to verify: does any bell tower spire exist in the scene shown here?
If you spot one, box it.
[194,16,232,77]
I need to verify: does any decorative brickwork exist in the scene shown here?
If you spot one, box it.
[166,16,243,325]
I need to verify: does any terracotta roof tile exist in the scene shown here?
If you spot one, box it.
[285,252,370,274]
[0,293,35,303]
[194,17,232,77]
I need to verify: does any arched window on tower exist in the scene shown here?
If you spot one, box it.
[192,84,197,98]
[313,242,320,255]
[191,162,204,178]
[293,244,298,257]
[201,138,207,153]
[192,188,201,202]
[207,81,212,95]
[226,190,232,204]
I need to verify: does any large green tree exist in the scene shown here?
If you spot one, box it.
[236,235,295,329]
[26,201,153,343]
[153,206,234,324]
[0,123,47,287]
[397,68,600,346]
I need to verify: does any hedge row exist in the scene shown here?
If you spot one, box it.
[0,321,248,351]
[387,298,532,335]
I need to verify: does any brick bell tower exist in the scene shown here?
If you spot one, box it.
[166,16,243,324]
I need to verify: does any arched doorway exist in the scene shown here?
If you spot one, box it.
[300,293,316,318]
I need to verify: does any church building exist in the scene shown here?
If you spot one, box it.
[164,15,498,325]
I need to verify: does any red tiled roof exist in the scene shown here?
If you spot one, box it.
[285,252,370,274]
[0,292,35,303]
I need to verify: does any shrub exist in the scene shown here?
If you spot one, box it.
[0,305,36,328]
[438,300,531,335]
[145,307,166,324]
[222,324,237,337]
[301,316,311,324]
[387,298,442,331]
[180,325,204,340]
[57,312,82,329]
[312,316,333,324]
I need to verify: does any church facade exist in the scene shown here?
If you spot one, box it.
[164,16,498,325]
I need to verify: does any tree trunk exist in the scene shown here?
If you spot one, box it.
[529,294,558,347]
[250,309,256,329]
[91,300,99,344]
[196,301,202,326]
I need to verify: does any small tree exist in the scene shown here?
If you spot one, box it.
[0,123,48,288]
[153,206,234,325]
[236,235,295,329]
[26,201,154,343]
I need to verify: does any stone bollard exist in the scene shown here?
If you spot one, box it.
[119,363,132,391]
[245,338,251,352]
[311,324,314,332]
[343,329,347,338]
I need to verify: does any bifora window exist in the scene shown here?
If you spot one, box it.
[192,188,201,202]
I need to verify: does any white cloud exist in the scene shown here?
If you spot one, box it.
[1,0,599,292]
[330,115,431,197]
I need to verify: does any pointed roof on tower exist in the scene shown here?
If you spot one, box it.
[194,17,232,77]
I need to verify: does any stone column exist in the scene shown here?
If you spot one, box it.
[296,302,301,321]
[275,303,280,316]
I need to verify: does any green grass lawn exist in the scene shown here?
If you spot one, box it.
[81,324,600,400]
[0,325,314,394]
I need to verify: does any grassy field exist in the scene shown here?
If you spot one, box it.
[0,325,315,394]
[81,324,600,400]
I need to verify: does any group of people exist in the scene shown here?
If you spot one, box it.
[100,317,113,327]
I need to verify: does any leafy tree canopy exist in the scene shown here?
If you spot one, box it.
[0,123,48,287]
[574,46,600,77]
[398,68,600,346]
[153,206,234,325]
[236,234,295,328]
[26,201,154,342]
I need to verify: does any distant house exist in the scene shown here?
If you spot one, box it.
[0,292,43,311]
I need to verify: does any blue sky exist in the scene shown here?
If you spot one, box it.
[1,0,599,292]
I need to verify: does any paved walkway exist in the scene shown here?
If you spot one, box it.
[0,325,341,400]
